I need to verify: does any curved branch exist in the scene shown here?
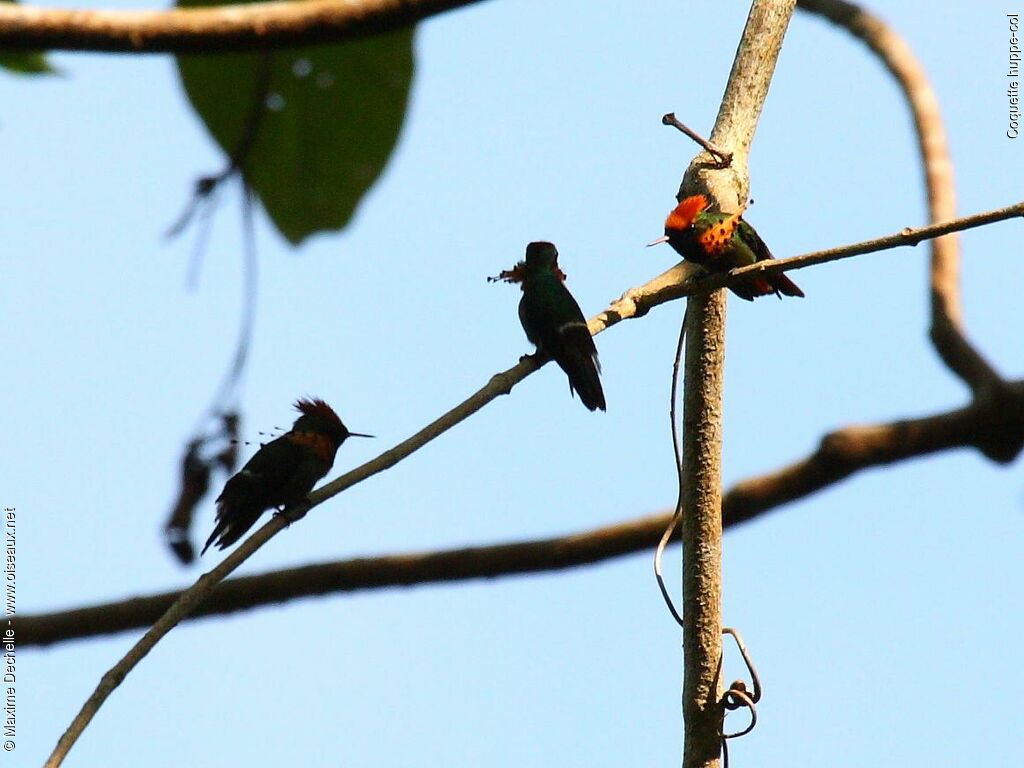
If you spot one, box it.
[724,381,1024,524]
[0,0,481,53]
[798,0,1000,394]
[23,514,671,647]
[18,378,1024,648]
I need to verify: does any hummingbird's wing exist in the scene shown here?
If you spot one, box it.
[736,219,805,299]
[737,219,773,261]
[519,279,605,411]
[202,435,314,554]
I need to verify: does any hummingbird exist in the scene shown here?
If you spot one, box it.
[490,241,606,412]
[202,398,372,554]
[649,194,804,300]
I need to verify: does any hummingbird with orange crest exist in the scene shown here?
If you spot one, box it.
[202,398,372,554]
[490,241,606,412]
[649,194,804,300]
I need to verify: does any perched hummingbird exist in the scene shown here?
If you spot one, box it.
[490,241,606,412]
[202,398,372,554]
[650,194,804,300]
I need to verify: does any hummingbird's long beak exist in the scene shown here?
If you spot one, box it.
[646,235,669,247]
[348,432,375,438]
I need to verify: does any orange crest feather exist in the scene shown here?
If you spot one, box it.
[664,195,710,232]
[293,398,344,429]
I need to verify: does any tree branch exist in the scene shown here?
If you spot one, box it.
[22,375,1024,649]
[15,202,1019,656]
[618,202,1023,322]
[690,202,1024,294]
[798,0,1000,395]
[0,0,482,53]
[724,381,1024,523]
[42,181,1009,767]
[673,2,795,766]
[42,512,293,768]
[4,187,1007,654]
[680,288,728,768]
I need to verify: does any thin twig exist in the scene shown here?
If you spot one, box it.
[661,113,733,167]
[654,306,688,629]
[630,201,1024,314]
[43,358,539,765]
[43,514,290,768]
[168,50,274,241]
[719,628,760,743]
[722,627,761,704]
[163,101,269,559]
[720,688,757,739]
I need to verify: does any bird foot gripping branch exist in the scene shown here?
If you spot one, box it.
[202,398,373,554]
[649,194,805,301]
[490,242,606,412]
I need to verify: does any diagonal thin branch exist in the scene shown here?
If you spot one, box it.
[42,512,292,768]
[691,202,1024,293]
[606,202,1024,328]
[307,207,1024,524]
[40,198,1020,764]
[19,202,1015,644]
[798,0,1000,394]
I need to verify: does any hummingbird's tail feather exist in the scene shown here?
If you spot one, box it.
[201,506,262,554]
[201,473,265,554]
[730,278,773,301]
[555,323,606,412]
[770,271,804,298]
[730,271,804,301]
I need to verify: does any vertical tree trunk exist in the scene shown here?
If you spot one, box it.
[681,290,727,768]
[678,2,796,767]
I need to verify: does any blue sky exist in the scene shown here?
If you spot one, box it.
[4,0,1023,765]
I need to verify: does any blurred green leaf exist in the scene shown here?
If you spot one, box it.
[176,0,414,245]
[0,0,56,75]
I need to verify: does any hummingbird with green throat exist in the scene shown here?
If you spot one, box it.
[202,398,372,554]
[649,194,804,300]
[490,241,606,412]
